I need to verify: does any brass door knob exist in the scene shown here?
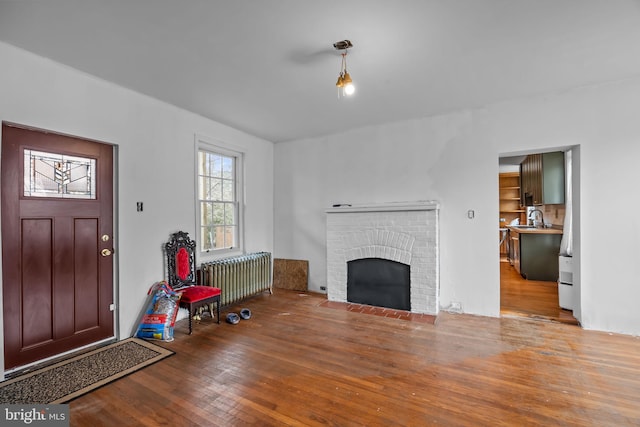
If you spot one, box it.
[101,248,112,257]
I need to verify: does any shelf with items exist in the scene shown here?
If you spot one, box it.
[499,172,526,257]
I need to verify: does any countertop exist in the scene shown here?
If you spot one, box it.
[506,225,563,235]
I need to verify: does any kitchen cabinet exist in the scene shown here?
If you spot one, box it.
[520,152,565,206]
[519,233,562,281]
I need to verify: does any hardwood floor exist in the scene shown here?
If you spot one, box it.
[500,259,578,325]
[70,289,640,426]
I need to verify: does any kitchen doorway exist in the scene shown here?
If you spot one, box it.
[498,149,580,325]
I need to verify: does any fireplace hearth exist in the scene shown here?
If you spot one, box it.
[326,201,440,315]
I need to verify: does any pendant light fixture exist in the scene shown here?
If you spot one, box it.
[334,39,355,97]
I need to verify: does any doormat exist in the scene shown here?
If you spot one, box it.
[0,338,173,404]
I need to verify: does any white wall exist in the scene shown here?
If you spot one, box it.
[0,42,274,374]
[275,112,499,316]
[498,164,520,173]
[274,77,640,337]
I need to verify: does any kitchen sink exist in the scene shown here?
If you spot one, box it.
[511,225,536,229]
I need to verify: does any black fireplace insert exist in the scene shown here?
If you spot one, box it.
[347,258,410,311]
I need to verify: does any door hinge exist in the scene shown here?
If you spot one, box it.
[109,303,116,312]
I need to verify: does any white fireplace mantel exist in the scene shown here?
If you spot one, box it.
[326,200,439,214]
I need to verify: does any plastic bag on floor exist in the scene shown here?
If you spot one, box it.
[135,281,181,341]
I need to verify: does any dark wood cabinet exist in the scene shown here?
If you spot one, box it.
[520,152,565,206]
[519,233,562,281]
[520,153,542,205]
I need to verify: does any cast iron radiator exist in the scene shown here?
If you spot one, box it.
[201,252,272,306]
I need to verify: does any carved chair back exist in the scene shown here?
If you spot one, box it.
[165,231,197,290]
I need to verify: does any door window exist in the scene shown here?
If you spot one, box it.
[24,149,96,199]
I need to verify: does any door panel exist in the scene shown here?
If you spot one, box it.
[74,218,100,332]
[21,218,54,349]
[2,123,114,369]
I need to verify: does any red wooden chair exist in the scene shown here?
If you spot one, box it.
[165,231,221,334]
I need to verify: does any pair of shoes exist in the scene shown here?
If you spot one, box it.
[226,313,240,325]
[227,309,252,325]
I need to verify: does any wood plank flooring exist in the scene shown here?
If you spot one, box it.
[70,289,640,426]
[500,260,578,324]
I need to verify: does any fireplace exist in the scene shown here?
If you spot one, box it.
[325,201,439,314]
[347,258,411,310]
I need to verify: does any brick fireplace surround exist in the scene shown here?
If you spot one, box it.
[325,201,440,315]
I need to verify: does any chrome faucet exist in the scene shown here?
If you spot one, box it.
[528,209,544,227]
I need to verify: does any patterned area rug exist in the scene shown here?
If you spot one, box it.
[0,338,173,404]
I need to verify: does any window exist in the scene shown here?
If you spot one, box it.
[197,141,243,255]
[24,149,96,199]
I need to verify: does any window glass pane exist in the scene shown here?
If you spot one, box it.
[211,178,222,201]
[212,202,224,225]
[198,151,206,175]
[202,226,214,251]
[201,202,213,226]
[198,176,208,200]
[224,203,235,225]
[212,155,223,178]
[214,225,226,249]
[24,149,96,199]
[224,226,236,248]
[222,179,233,201]
[222,157,233,179]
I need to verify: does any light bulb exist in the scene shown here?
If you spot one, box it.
[344,83,355,96]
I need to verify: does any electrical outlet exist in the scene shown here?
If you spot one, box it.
[447,301,463,313]
[320,286,327,291]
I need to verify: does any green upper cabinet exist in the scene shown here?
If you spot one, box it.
[520,151,565,206]
[541,151,565,205]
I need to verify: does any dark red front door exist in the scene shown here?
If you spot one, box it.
[2,123,114,370]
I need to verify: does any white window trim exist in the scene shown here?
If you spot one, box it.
[195,134,245,261]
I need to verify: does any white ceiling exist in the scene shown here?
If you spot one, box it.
[2,0,640,142]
